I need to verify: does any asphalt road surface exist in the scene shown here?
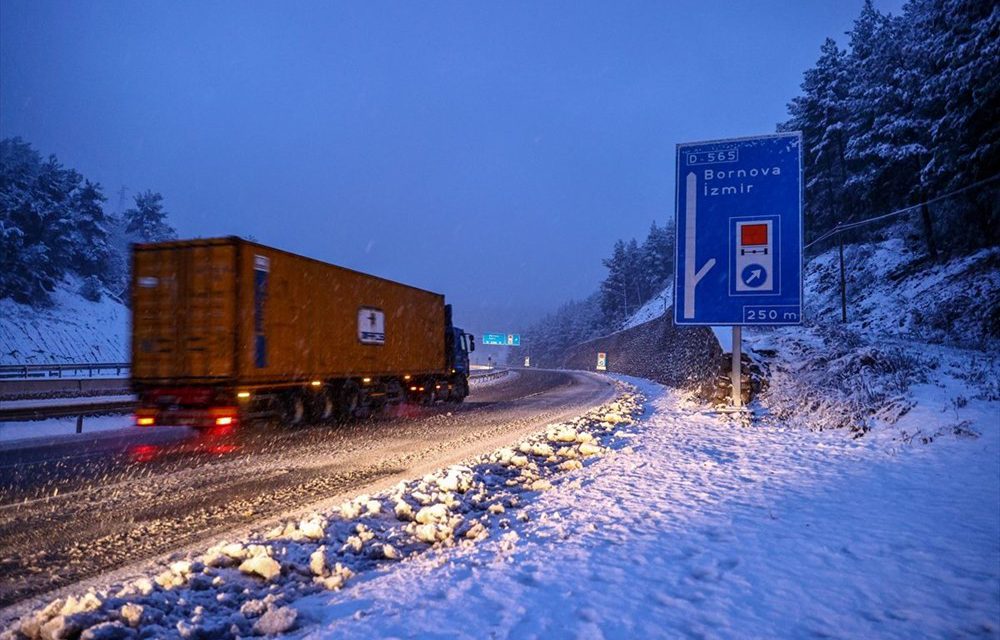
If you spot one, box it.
[0,369,614,609]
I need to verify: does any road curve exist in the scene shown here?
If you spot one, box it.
[0,369,614,609]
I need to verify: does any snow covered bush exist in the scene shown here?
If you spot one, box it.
[78,275,102,302]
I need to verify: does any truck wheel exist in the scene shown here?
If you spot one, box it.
[283,394,307,426]
[337,382,360,421]
[313,388,335,422]
[385,380,404,406]
[450,380,468,403]
[421,381,438,406]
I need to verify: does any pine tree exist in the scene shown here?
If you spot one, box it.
[782,38,852,241]
[912,0,1000,249]
[124,191,176,242]
[600,240,630,329]
[69,180,111,279]
[0,139,71,303]
[641,221,674,291]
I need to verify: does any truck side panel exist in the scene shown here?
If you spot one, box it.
[234,243,445,384]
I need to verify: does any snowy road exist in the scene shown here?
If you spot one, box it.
[0,369,614,609]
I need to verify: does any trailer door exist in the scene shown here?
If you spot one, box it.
[133,243,237,381]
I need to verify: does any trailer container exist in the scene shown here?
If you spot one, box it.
[131,237,473,427]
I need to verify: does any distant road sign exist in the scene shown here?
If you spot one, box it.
[673,132,803,325]
[481,333,521,346]
[596,352,607,371]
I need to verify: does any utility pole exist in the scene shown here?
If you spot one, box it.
[117,185,129,215]
[838,224,847,323]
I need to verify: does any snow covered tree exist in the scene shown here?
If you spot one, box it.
[600,240,631,330]
[641,221,674,291]
[69,179,112,279]
[782,38,852,242]
[909,0,1000,250]
[1,137,177,305]
[0,139,72,303]
[124,190,175,242]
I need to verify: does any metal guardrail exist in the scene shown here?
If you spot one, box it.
[470,368,510,382]
[0,399,136,422]
[0,362,131,380]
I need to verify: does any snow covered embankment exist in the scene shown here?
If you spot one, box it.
[6,385,643,640]
[295,376,997,639]
[746,239,999,436]
[0,277,128,365]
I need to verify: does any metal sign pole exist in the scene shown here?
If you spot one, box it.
[732,325,742,409]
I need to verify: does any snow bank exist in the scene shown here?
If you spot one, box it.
[293,373,998,639]
[0,276,129,365]
[4,384,644,640]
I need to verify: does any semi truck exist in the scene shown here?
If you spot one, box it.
[131,237,474,428]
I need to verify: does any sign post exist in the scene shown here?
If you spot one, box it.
[673,132,803,409]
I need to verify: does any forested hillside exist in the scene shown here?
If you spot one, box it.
[519,0,998,367]
[782,0,998,253]
[0,137,176,306]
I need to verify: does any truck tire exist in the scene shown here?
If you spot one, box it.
[337,381,360,421]
[312,387,336,422]
[385,380,404,406]
[450,379,468,403]
[283,393,307,426]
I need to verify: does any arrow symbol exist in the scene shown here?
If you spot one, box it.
[746,269,763,283]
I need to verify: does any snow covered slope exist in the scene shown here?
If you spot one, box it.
[0,277,129,365]
[622,240,998,354]
[804,239,998,348]
[622,283,672,330]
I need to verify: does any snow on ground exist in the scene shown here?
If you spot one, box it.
[622,283,672,330]
[0,277,129,365]
[4,384,643,640]
[804,239,998,349]
[0,414,135,445]
[294,369,998,639]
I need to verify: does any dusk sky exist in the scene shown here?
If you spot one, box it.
[1,0,902,335]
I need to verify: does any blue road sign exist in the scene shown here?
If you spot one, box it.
[673,132,803,326]
[481,333,521,346]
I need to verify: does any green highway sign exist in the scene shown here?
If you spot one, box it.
[481,333,521,346]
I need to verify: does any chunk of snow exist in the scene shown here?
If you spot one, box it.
[253,607,297,635]
[394,500,414,521]
[119,603,143,628]
[415,503,449,524]
[309,546,326,577]
[239,555,281,581]
[579,442,602,456]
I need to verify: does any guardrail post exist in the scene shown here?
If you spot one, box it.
[76,415,83,434]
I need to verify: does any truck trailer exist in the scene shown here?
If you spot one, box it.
[131,237,474,428]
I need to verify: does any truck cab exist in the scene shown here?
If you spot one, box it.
[443,305,473,400]
[449,327,474,377]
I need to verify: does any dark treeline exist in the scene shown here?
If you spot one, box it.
[783,0,998,253]
[1,137,176,305]
[521,221,674,367]
[520,0,998,366]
